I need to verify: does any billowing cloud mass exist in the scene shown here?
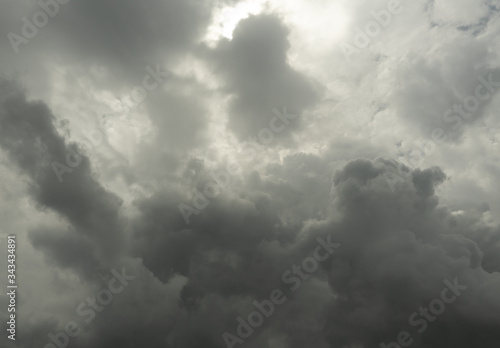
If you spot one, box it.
[0,1,500,348]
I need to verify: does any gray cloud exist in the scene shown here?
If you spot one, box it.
[205,14,321,143]
[1,1,500,348]
[0,79,125,265]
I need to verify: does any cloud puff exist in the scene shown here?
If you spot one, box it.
[0,79,125,264]
[206,14,320,142]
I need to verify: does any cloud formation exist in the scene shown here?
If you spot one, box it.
[0,1,500,348]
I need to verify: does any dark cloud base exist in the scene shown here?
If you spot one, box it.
[1,82,499,348]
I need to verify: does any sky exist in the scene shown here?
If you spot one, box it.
[0,0,500,347]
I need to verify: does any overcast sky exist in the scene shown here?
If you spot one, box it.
[1,0,500,347]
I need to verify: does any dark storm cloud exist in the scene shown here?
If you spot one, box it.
[1,2,500,348]
[5,139,500,348]
[87,156,498,348]
[317,159,500,348]
[0,79,124,265]
[205,14,321,142]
